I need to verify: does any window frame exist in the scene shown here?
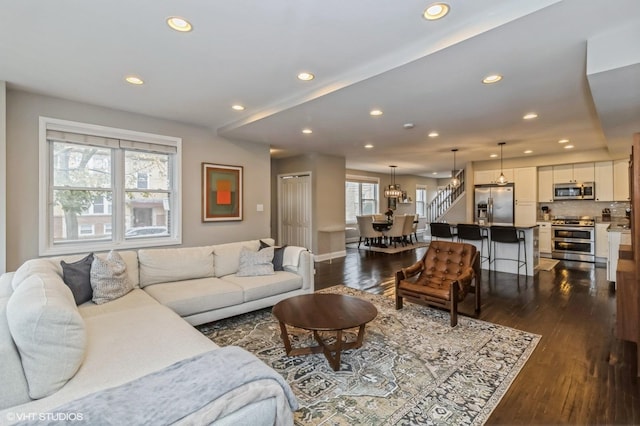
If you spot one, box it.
[39,117,182,256]
[415,185,427,218]
[345,174,380,224]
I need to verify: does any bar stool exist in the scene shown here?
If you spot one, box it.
[457,224,490,265]
[489,226,527,276]
[430,222,457,241]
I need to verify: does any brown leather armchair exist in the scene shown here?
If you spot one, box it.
[395,241,480,326]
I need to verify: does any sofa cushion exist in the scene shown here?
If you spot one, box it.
[61,253,94,305]
[143,278,244,317]
[138,246,215,288]
[237,247,274,277]
[6,274,87,399]
[223,272,303,303]
[0,276,31,410]
[91,250,134,305]
[213,240,261,277]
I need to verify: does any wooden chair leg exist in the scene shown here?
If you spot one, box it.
[450,283,459,327]
[358,236,362,248]
[395,294,403,309]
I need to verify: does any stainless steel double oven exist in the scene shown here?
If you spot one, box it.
[551,216,595,262]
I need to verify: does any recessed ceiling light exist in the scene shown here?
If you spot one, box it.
[370,109,383,116]
[423,3,450,20]
[564,145,574,149]
[403,123,415,129]
[364,144,374,149]
[231,104,245,111]
[524,150,533,154]
[125,76,144,85]
[490,154,498,158]
[482,74,503,84]
[166,16,193,32]
[297,72,314,81]
[558,139,569,144]
[302,128,313,134]
[432,172,438,175]
[523,112,538,120]
[428,131,439,138]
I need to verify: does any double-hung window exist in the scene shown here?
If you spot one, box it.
[39,117,182,255]
[345,175,379,224]
[415,186,427,218]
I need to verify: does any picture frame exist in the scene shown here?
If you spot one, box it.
[202,163,243,222]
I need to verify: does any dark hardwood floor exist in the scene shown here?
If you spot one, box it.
[314,245,639,425]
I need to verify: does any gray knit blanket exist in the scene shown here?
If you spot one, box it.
[16,346,298,425]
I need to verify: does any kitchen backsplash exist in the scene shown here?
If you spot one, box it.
[537,200,630,220]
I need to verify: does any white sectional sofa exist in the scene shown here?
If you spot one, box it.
[0,238,313,425]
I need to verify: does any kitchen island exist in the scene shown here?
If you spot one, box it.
[448,223,539,276]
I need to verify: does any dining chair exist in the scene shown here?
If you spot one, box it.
[430,222,457,241]
[383,215,406,248]
[356,215,383,248]
[402,214,415,244]
[411,214,420,243]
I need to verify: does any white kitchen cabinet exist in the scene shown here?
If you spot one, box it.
[515,200,537,224]
[573,163,595,182]
[613,158,630,201]
[595,223,610,260]
[538,166,554,203]
[594,161,614,202]
[474,168,514,185]
[514,167,537,201]
[553,162,594,183]
[537,221,551,256]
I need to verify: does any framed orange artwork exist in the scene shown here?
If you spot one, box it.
[202,163,243,222]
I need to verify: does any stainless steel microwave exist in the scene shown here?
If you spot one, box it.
[553,182,595,200]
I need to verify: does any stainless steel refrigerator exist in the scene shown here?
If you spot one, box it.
[474,184,514,224]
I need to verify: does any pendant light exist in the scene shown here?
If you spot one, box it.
[497,142,508,185]
[450,149,460,188]
[384,165,402,198]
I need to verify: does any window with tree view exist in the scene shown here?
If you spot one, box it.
[41,118,181,255]
[345,177,379,223]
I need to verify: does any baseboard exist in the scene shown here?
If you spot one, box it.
[314,250,346,262]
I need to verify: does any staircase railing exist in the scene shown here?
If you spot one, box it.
[426,168,465,223]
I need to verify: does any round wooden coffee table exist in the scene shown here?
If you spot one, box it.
[272,293,378,371]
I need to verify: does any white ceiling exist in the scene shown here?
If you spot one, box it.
[1,0,639,177]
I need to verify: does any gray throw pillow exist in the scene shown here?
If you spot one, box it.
[61,253,94,305]
[259,240,287,271]
[237,246,275,277]
[90,251,134,305]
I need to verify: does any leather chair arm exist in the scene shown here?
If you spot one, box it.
[400,261,424,280]
[453,266,475,293]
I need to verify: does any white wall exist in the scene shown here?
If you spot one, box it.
[0,82,6,273]
[5,90,271,271]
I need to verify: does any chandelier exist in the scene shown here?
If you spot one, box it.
[384,165,403,198]
[450,149,460,188]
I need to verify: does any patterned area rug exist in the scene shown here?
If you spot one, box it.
[197,287,540,425]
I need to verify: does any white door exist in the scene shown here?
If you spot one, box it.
[278,173,312,249]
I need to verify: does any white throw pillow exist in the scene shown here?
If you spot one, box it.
[91,250,134,305]
[236,246,275,277]
[7,274,86,399]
